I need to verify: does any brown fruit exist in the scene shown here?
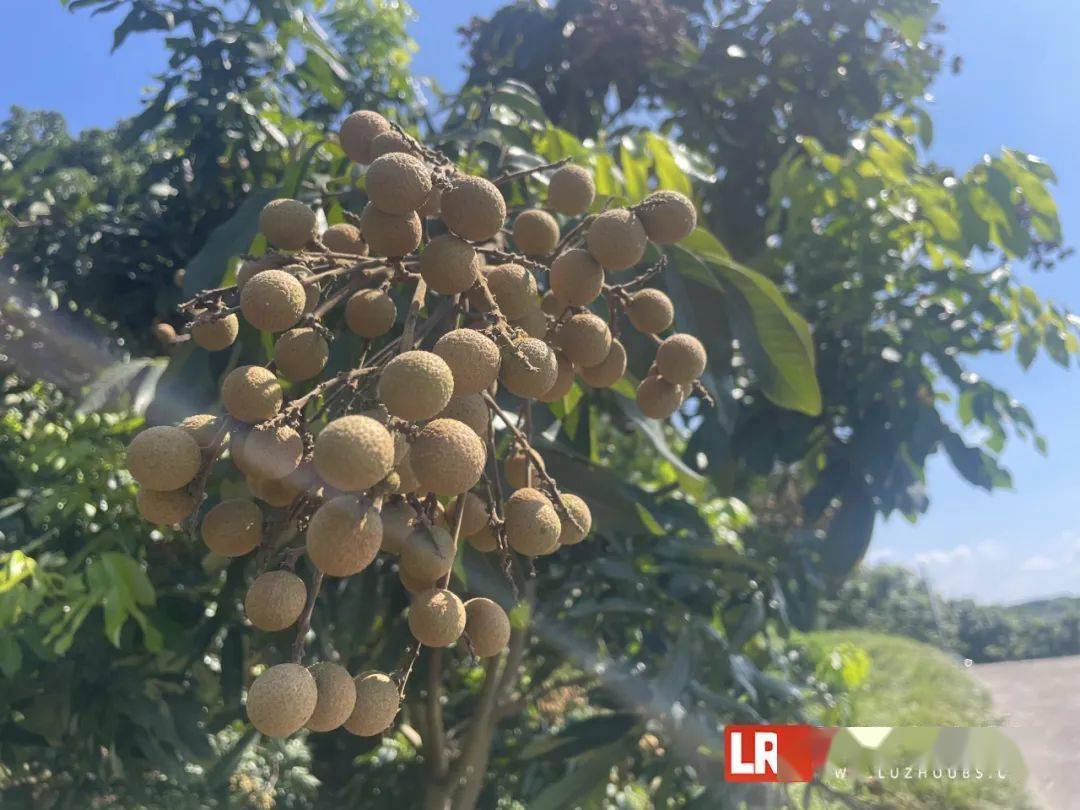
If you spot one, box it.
[236,254,292,289]
[513,308,548,339]
[259,198,316,251]
[247,467,313,508]
[486,263,538,320]
[418,187,442,218]
[339,110,391,164]
[557,312,612,367]
[504,448,543,490]
[313,415,395,492]
[557,493,592,545]
[191,314,239,351]
[408,588,466,648]
[655,333,707,386]
[638,190,697,244]
[307,496,382,577]
[366,152,433,216]
[243,424,303,480]
[505,488,560,556]
[586,208,647,271]
[512,209,559,256]
[466,525,500,553]
[537,351,575,403]
[322,223,368,255]
[627,288,674,334]
[343,671,399,736]
[547,164,595,216]
[433,328,501,396]
[499,337,558,399]
[379,499,416,555]
[153,322,176,344]
[399,567,437,594]
[305,662,357,732]
[222,365,282,423]
[579,340,627,388]
[240,269,307,333]
[359,203,422,257]
[177,413,226,450]
[419,234,481,295]
[244,570,307,631]
[127,426,202,491]
[274,327,329,382]
[636,374,684,419]
[345,288,396,338]
[409,419,487,496]
[464,597,511,657]
[441,174,506,241]
[246,663,317,737]
[549,248,604,306]
[136,488,196,525]
[400,524,455,582]
[378,350,455,421]
[437,394,489,437]
[369,129,412,159]
[391,451,422,495]
[452,491,490,537]
[202,499,262,557]
[541,289,565,317]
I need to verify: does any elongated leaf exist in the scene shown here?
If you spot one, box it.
[528,742,628,810]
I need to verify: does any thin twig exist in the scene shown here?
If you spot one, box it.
[492,156,572,187]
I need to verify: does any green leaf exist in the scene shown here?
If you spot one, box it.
[520,713,638,760]
[528,742,628,810]
[182,187,280,296]
[0,635,22,677]
[646,133,693,196]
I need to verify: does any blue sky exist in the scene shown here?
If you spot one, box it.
[2,1,1077,603]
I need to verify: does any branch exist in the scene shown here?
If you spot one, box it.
[291,569,323,664]
[493,156,571,187]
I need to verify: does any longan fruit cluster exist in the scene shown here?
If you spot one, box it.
[134,107,714,741]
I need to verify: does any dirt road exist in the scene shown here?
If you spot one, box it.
[972,655,1080,810]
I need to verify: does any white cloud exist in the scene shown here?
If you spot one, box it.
[1020,555,1056,572]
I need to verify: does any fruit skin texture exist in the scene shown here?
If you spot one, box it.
[505,488,561,556]
[246,466,313,508]
[369,129,412,159]
[579,340,627,388]
[244,424,303,480]
[246,663,318,738]
[441,175,506,242]
[202,499,263,557]
[419,234,481,295]
[638,190,697,244]
[453,492,490,537]
[313,415,395,492]
[241,269,307,333]
[191,314,239,351]
[322,223,368,255]
[538,351,575,403]
[464,598,511,657]
[549,248,604,306]
[378,350,455,422]
[586,208,648,271]
[636,374,684,419]
[244,570,307,631]
[655,333,708,386]
[236,254,292,289]
[557,312,612,367]
[433,329,501,396]
[222,366,283,423]
[513,308,548,340]
[504,448,543,490]
[345,288,396,338]
[400,524,455,582]
[437,394,489,437]
[547,164,595,216]
[513,209,560,256]
[627,288,674,334]
[136,488,196,525]
[259,198,316,251]
[499,337,558,399]
[339,110,391,164]
[467,525,499,552]
[305,662,357,732]
[409,418,487,496]
[344,671,400,736]
[127,426,202,491]
[366,152,433,215]
[306,496,383,577]
[379,499,416,555]
[274,328,329,382]
[486,263,538,320]
[178,414,226,450]
[408,588,466,648]
[359,203,422,257]
[557,493,592,545]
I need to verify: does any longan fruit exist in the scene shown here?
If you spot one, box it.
[345,288,396,338]
[408,588,466,648]
[259,199,316,251]
[339,110,391,164]
[246,663,317,738]
[313,415,395,492]
[537,351,575,403]
[655,333,707,386]
[419,234,481,295]
[452,491,490,538]
[391,451,422,495]
[307,496,382,577]
[136,487,196,525]
[636,374,684,419]
[306,662,357,732]
[541,289,566,317]
[549,248,604,307]
[191,314,239,351]
[464,597,511,657]
[504,448,543,490]
[153,322,176,344]
[499,337,558,399]
[359,203,422,257]
[433,328,501,396]
[505,488,560,556]
[322,223,368,255]
[409,418,487,496]
[343,671,400,737]
[557,312,612,367]
[379,499,416,555]
[486,263,538,320]
[222,366,282,424]
[236,254,292,289]
[243,424,303,480]
[418,187,442,218]
[557,493,592,545]
[438,394,489,437]
[513,209,559,256]
[244,570,307,631]
[247,464,315,508]
[513,307,548,339]
[369,129,412,159]
[202,498,262,557]
[467,525,499,553]
[441,174,506,242]
[638,190,697,244]
[378,350,455,422]
[240,269,307,333]
[548,164,595,216]
[177,413,226,450]
[399,567,437,595]
[127,425,202,491]
[366,152,433,216]
[274,327,329,382]
[586,208,647,271]
[627,288,674,334]
[400,524,455,583]
[578,340,627,388]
